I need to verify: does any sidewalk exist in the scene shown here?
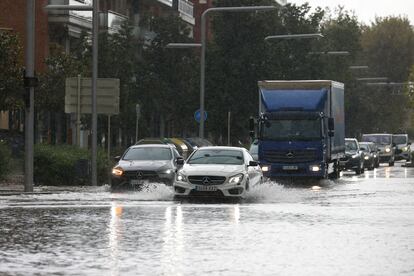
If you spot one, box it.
[0,174,56,195]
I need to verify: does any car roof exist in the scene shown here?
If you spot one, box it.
[129,144,173,149]
[196,146,246,151]
[345,138,357,141]
[362,133,391,136]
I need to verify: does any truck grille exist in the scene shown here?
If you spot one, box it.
[188,176,226,185]
[124,170,158,179]
[263,149,317,163]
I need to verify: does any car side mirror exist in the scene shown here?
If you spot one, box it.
[114,156,121,162]
[176,157,184,165]
[248,161,259,167]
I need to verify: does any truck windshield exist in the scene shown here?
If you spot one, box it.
[362,135,391,145]
[261,119,321,141]
[393,135,407,145]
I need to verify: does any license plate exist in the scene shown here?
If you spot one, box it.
[130,179,144,185]
[195,185,217,192]
[282,165,298,170]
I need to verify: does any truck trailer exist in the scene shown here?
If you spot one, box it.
[250,80,345,179]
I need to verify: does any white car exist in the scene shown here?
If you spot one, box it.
[173,146,263,198]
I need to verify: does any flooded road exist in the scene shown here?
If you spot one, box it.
[1,163,414,275]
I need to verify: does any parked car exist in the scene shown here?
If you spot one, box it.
[361,133,395,166]
[174,146,262,199]
[393,134,411,162]
[339,138,365,174]
[359,142,376,170]
[111,144,183,190]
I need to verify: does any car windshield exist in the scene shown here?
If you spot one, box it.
[362,135,391,145]
[359,145,370,152]
[188,149,244,165]
[393,135,407,145]
[345,140,358,151]
[123,147,172,161]
[261,119,321,141]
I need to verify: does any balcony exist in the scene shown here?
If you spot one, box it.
[178,0,195,25]
[47,0,92,37]
[100,11,128,34]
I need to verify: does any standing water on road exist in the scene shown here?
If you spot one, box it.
[1,165,414,275]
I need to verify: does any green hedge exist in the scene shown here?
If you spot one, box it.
[34,144,110,186]
[0,141,11,180]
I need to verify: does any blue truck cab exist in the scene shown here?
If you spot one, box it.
[251,80,345,179]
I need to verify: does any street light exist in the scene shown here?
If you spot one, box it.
[308,51,350,56]
[264,33,324,41]
[166,43,201,48]
[198,6,277,139]
[357,77,388,82]
[45,1,99,186]
[349,65,369,70]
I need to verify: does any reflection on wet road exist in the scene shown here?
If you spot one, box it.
[1,163,414,275]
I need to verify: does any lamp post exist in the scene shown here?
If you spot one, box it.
[45,1,99,186]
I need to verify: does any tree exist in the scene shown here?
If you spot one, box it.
[0,31,23,111]
[205,0,324,144]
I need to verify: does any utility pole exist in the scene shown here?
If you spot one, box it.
[24,0,36,192]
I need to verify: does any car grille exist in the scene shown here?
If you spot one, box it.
[188,175,226,185]
[124,170,158,179]
[189,190,225,197]
[263,149,317,163]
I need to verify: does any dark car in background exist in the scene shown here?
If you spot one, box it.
[361,133,395,166]
[359,142,376,170]
[393,134,411,162]
[360,142,380,168]
[340,138,365,174]
[111,144,183,190]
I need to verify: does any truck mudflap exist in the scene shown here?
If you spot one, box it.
[260,161,332,178]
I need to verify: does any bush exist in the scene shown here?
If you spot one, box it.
[34,144,110,186]
[0,141,11,180]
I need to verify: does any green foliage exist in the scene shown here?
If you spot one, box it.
[34,144,109,186]
[36,44,86,112]
[0,141,11,180]
[0,31,23,110]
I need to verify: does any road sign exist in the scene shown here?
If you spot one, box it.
[65,77,120,114]
[194,109,207,123]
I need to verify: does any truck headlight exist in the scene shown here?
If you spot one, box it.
[261,165,270,172]
[176,172,187,182]
[229,173,244,184]
[112,166,123,176]
[309,165,320,172]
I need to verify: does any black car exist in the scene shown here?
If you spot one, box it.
[339,138,365,174]
[360,142,380,168]
[359,142,376,170]
[111,144,183,190]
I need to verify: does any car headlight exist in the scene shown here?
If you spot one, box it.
[229,173,244,184]
[309,165,320,172]
[112,166,123,176]
[364,156,369,160]
[261,165,270,172]
[352,154,359,159]
[161,169,173,174]
[385,147,391,153]
[176,172,187,182]
[403,146,408,152]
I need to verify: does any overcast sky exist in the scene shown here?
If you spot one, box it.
[288,0,414,25]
